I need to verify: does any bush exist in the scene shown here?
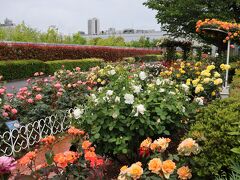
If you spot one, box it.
[0,60,46,80]
[0,42,161,62]
[45,59,103,74]
[73,64,196,159]
[0,59,103,80]
[134,54,163,62]
[187,97,240,177]
[230,63,240,98]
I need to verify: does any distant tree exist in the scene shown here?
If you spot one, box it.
[144,0,240,39]
[72,32,87,45]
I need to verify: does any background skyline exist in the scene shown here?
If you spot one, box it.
[0,0,160,34]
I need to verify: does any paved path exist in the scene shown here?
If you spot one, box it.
[5,79,28,93]
[11,135,72,178]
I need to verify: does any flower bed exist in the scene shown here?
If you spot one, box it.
[0,42,161,62]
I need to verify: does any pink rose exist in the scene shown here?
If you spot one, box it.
[76,67,81,71]
[27,98,34,104]
[87,86,92,90]
[54,83,61,89]
[35,94,42,101]
[44,78,48,83]
[40,72,44,76]
[11,109,18,115]
[2,112,8,117]
[0,88,5,95]
[57,92,63,97]
[34,72,39,77]
[72,84,77,88]
[3,105,11,110]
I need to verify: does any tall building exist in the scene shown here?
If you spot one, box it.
[0,18,15,28]
[88,18,100,35]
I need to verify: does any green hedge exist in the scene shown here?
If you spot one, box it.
[0,60,46,80]
[45,59,103,74]
[188,97,240,177]
[0,59,103,81]
[134,54,163,62]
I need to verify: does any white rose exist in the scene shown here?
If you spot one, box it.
[159,88,165,93]
[139,71,147,80]
[132,85,142,94]
[181,84,189,92]
[195,97,204,105]
[106,90,113,96]
[115,96,121,103]
[112,112,118,119]
[134,104,146,116]
[169,91,176,95]
[73,108,84,119]
[124,94,134,104]
[108,69,116,75]
[156,79,162,85]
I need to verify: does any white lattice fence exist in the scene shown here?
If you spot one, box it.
[0,109,73,157]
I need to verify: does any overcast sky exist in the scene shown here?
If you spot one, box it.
[0,0,160,34]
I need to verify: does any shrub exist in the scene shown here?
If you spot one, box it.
[45,59,103,74]
[134,54,163,62]
[230,64,240,98]
[0,60,46,80]
[72,64,197,159]
[0,42,161,62]
[187,97,240,177]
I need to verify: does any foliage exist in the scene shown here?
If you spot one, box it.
[0,60,46,80]
[0,22,87,45]
[0,59,103,80]
[88,36,126,47]
[134,54,164,62]
[72,64,198,159]
[187,97,240,177]
[0,42,161,62]
[144,0,240,39]
[158,39,192,60]
[45,59,103,74]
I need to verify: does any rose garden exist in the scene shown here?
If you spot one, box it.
[0,8,240,180]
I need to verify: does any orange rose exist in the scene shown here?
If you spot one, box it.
[177,166,192,180]
[19,150,37,165]
[140,137,152,149]
[40,135,56,146]
[162,160,176,179]
[148,158,162,174]
[67,127,85,136]
[82,140,92,150]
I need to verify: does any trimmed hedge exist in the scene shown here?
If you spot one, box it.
[0,42,161,62]
[45,59,103,74]
[134,54,164,62]
[0,60,46,80]
[0,59,103,80]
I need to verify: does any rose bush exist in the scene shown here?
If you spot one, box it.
[72,64,198,159]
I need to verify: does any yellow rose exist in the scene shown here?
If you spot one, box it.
[200,70,211,77]
[97,78,102,82]
[211,91,216,96]
[220,64,231,71]
[214,72,221,78]
[206,65,215,71]
[177,74,181,78]
[203,78,211,83]
[195,84,204,94]
[192,79,200,86]
[214,78,223,85]
[186,79,191,86]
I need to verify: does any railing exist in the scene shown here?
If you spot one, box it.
[0,108,73,157]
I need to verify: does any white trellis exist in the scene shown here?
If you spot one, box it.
[0,108,73,157]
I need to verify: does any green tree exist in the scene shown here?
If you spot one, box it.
[144,0,240,38]
[72,32,86,45]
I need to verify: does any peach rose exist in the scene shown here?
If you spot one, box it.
[177,166,192,180]
[148,158,162,174]
[162,160,176,179]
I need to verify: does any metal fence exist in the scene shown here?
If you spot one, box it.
[0,108,73,157]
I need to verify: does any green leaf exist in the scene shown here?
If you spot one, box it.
[45,151,54,165]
